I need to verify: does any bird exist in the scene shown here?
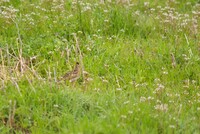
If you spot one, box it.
[171,53,176,68]
[58,62,81,83]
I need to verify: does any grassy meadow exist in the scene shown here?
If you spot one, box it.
[0,0,200,133]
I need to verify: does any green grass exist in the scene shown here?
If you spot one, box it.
[0,0,200,133]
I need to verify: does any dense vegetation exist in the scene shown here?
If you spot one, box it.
[0,0,200,133]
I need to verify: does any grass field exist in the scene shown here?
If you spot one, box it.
[0,0,200,133]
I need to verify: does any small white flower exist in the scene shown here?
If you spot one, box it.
[169,125,175,128]
[140,97,146,102]
[128,111,133,114]
[144,2,149,6]
[121,115,127,119]
[154,104,168,112]
[123,101,130,105]
[116,88,122,91]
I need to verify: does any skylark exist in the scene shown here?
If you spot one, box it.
[58,62,81,83]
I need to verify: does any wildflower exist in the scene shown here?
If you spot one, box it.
[154,84,165,94]
[144,2,149,6]
[169,125,175,129]
[128,111,133,114]
[140,97,146,102]
[53,104,59,108]
[123,101,130,105]
[116,88,122,91]
[154,104,168,112]
[102,79,108,83]
[147,96,154,101]
[121,115,127,119]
